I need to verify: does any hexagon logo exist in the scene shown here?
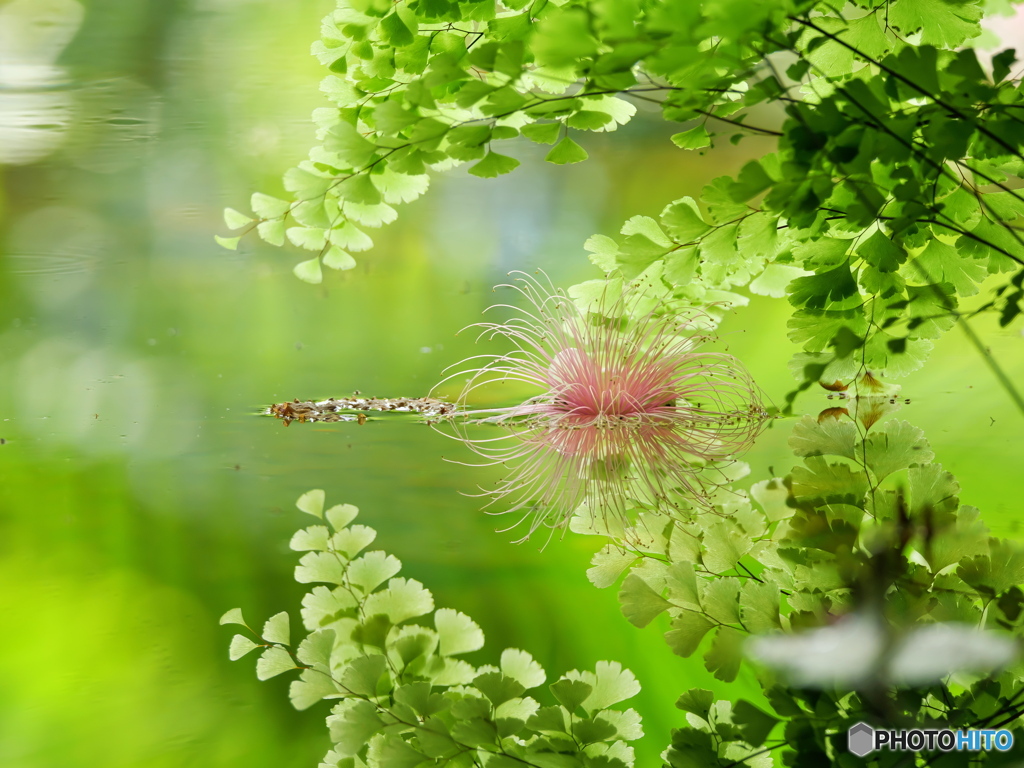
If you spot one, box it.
[848,722,875,757]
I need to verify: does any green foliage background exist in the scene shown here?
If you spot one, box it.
[1,0,1024,766]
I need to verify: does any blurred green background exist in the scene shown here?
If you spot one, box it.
[1,1,1022,766]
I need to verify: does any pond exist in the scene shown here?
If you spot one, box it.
[1,1,1023,766]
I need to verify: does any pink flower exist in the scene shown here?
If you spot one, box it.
[447,273,769,541]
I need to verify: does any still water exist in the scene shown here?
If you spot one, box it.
[1,1,1022,766]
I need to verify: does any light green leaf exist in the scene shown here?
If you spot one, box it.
[287,227,328,251]
[297,628,336,667]
[545,137,588,164]
[257,219,285,246]
[263,611,290,645]
[469,151,520,178]
[587,545,637,588]
[701,520,751,574]
[220,607,246,626]
[229,634,259,660]
[699,578,741,625]
[331,699,386,757]
[331,524,376,558]
[618,573,672,628]
[293,257,324,284]
[288,528,327,552]
[251,193,290,219]
[290,668,340,710]
[295,552,347,585]
[224,207,253,230]
[500,649,546,689]
[435,608,485,656]
[326,503,359,530]
[363,577,434,623]
[348,551,402,592]
[671,125,711,150]
[749,264,807,298]
[297,489,326,518]
[584,235,620,273]
[340,655,388,697]
[256,646,296,680]
[214,235,240,250]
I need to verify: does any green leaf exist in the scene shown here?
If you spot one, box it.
[791,456,870,505]
[665,614,715,657]
[331,700,385,757]
[888,0,982,48]
[293,257,324,284]
[337,174,382,205]
[297,490,326,519]
[521,122,562,144]
[660,197,709,242]
[468,151,520,178]
[545,137,589,165]
[788,415,858,459]
[256,646,296,680]
[913,239,986,297]
[566,661,640,711]
[618,573,672,628]
[739,582,781,633]
[229,634,259,660]
[224,207,253,230]
[435,608,485,656]
[348,551,402,592]
[704,626,744,682]
[379,12,415,47]
[862,420,934,481]
[474,672,526,706]
[675,689,714,722]
[340,654,388,697]
[732,700,779,747]
[262,611,290,645]
[220,607,246,626]
[550,679,593,712]
[857,230,905,273]
[287,226,327,251]
[324,122,377,168]
[500,649,546,689]
[788,259,860,309]
[671,125,711,150]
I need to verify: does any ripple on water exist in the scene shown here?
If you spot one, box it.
[5,251,99,276]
